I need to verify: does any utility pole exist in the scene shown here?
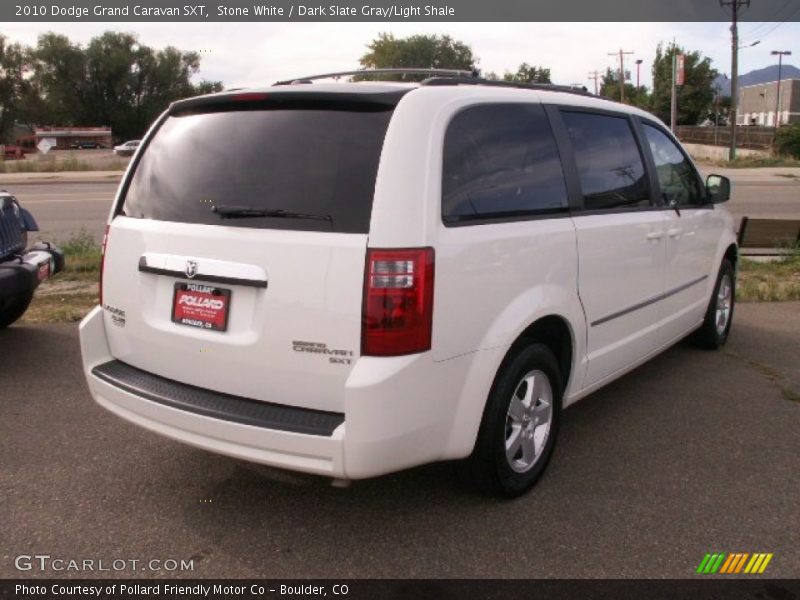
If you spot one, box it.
[670,43,680,132]
[771,50,792,127]
[608,49,634,103]
[721,0,750,161]
[587,70,601,95]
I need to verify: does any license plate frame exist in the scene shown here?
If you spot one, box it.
[171,282,232,332]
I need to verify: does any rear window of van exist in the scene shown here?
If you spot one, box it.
[120,106,393,233]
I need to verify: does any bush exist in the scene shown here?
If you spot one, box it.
[60,228,102,275]
[774,123,800,158]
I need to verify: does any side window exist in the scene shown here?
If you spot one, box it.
[561,111,651,211]
[642,123,704,207]
[442,103,568,223]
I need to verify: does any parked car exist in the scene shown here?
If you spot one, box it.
[70,141,102,149]
[113,140,141,156]
[2,145,31,160]
[79,71,737,496]
[0,191,64,328]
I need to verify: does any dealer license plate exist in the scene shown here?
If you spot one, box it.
[171,282,231,332]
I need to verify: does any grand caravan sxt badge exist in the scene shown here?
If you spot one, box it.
[292,341,354,365]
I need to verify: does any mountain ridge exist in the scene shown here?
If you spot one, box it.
[714,63,800,96]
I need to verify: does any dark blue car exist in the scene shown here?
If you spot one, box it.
[0,190,64,328]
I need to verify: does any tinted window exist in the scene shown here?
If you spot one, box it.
[561,111,651,210]
[442,104,568,223]
[643,124,704,206]
[121,107,392,233]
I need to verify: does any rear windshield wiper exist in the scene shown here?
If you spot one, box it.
[212,204,333,223]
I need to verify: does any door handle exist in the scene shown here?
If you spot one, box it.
[667,227,682,238]
[646,231,664,241]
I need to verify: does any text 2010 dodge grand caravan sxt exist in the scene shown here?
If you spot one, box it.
[79,71,737,496]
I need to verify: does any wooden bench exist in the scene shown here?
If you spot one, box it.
[737,217,800,256]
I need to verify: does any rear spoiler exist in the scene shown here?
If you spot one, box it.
[168,88,410,116]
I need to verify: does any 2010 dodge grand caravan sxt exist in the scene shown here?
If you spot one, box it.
[79,71,737,496]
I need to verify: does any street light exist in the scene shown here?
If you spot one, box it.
[738,40,760,49]
[771,50,792,127]
[635,59,643,90]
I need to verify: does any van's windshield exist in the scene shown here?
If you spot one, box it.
[120,106,393,233]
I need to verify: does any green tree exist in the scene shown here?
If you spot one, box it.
[650,42,718,126]
[358,33,477,80]
[501,63,551,83]
[774,123,800,158]
[598,67,652,109]
[28,33,86,127]
[0,35,33,143]
[27,31,223,141]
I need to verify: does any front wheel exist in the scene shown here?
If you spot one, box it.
[462,343,562,497]
[0,291,34,329]
[693,259,735,349]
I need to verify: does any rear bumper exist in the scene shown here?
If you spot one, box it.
[0,242,64,298]
[79,306,504,480]
[80,306,346,476]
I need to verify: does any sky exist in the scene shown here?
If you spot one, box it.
[3,21,799,91]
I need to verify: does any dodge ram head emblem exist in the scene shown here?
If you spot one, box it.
[185,260,198,279]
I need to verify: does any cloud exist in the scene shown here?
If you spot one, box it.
[3,21,798,90]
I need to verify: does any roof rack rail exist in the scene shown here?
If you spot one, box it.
[420,77,593,96]
[274,68,478,86]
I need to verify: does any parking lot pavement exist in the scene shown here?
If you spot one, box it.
[1,303,799,579]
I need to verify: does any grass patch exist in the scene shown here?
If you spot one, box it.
[20,289,98,324]
[0,154,127,173]
[59,228,102,279]
[737,250,800,302]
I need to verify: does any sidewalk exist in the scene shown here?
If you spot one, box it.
[0,170,124,185]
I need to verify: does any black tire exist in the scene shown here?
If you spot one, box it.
[692,259,735,350]
[462,343,562,497]
[0,291,34,329]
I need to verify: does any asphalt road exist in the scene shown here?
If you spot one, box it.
[1,302,799,578]
[8,182,118,243]
[5,176,800,244]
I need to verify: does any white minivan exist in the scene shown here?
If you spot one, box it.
[79,70,737,496]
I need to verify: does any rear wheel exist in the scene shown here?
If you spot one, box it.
[0,291,34,329]
[462,343,562,497]
[693,259,735,349]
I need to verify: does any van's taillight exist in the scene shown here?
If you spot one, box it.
[362,248,435,356]
[99,224,110,305]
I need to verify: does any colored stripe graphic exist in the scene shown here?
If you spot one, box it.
[697,554,712,574]
[744,554,760,574]
[734,553,749,573]
[709,553,726,574]
[699,552,773,575]
[719,554,735,573]
[758,554,773,573]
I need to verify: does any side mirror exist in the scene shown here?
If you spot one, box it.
[706,174,731,204]
[18,207,39,232]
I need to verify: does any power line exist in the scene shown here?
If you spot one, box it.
[738,0,794,40]
[746,5,800,43]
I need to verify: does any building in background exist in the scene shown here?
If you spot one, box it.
[34,126,113,149]
[738,79,800,126]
